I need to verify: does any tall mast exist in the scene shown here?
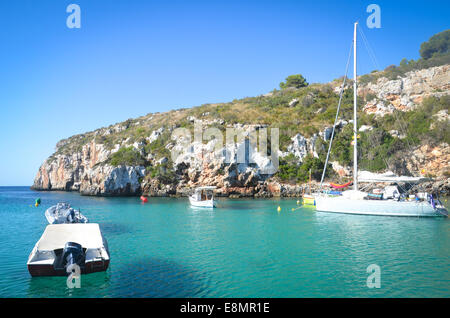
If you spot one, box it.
[353,22,358,191]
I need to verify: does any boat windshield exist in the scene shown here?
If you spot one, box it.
[193,187,215,201]
[193,189,213,201]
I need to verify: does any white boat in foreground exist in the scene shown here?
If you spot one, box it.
[314,22,448,218]
[27,223,110,277]
[189,186,216,208]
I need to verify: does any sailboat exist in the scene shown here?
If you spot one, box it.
[314,22,448,217]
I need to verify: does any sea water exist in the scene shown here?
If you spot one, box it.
[0,186,448,298]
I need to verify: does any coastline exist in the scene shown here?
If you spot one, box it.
[29,176,450,198]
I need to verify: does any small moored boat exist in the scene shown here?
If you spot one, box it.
[45,202,88,224]
[189,186,216,208]
[302,170,316,206]
[27,223,110,277]
[302,194,316,206]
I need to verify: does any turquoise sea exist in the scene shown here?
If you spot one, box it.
[0,186,448,298]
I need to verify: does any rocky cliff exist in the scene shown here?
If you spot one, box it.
[359,64,450,116]
[32,64,450,196]
[33,140,146,196]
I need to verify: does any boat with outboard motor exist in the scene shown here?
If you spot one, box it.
[27,223,110,276]
[45,202,88,224]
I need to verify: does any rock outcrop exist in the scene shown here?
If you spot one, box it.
[359,64,450,116]
[408,143,450,178]
[32,140,145,196]
[32,64,450,196]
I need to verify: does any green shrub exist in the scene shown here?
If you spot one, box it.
[144,131,172,160]
[420,29,450,59]
[279,74,308,89]
[359,128,395,172]
[330,124,353,166]
[146,163,177,184]
[109,147,146,166]
[277,154,329,183]
[297,155,327,182]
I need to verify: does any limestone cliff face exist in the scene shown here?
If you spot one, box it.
[32,140,145,196]
[359,64,450,116]
[32,64,450,196]
[142,122,319,197]
[409,143,450,178]
[32,121,320,197]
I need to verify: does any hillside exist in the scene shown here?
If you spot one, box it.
[32,32,450,197]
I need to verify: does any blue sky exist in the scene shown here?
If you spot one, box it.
[0,0,448,186]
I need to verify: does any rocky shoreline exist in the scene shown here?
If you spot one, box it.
[32,176,450,198]
[32,64,450,197]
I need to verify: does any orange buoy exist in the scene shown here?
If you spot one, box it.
[140,196,148,203]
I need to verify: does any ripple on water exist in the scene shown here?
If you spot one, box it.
[1,188,449,298]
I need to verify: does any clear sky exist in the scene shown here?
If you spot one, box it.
[0,0,448,186]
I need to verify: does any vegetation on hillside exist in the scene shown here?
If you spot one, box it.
[420,30,450,59]
[109,147,146,166]
[359,28,450,84]
[48,29,449,184]
[278,154,332,184]
[279,74,308,89]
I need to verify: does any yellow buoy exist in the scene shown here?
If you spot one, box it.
[277,206,281,212]
[35,203,39,207]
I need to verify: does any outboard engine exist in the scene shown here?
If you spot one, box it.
[62,242,85,273]
[64,209,76,223]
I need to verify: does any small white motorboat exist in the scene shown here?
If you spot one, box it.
[189,186,216,208]
[45,202,89,224]
[27,223,110,277]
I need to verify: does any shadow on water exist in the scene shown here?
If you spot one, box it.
[27,257,209,297]
[99,222,134,236]
[110,257,209,297]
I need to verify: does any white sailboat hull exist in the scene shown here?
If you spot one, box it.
[315,196,447,217]
[314,23,448,219]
